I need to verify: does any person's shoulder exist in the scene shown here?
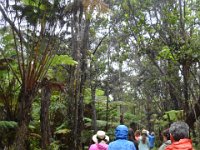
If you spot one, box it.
[125,140,136,148]
[126,141,136,150]
[108,140,117,146]
[138,136,142,141]
[164,144,173,150]
[109,140,133,145]
[126,140,134,144]
[108,140,118,149]
[165,140,171,145]
[158,143,168,150]
[89,144,97,150]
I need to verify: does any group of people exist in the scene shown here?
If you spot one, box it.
[128,128,155,150]
[88,121,194,150]
[160,121,193,150]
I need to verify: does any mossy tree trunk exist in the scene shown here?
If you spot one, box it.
[40,83,51,149]
[14,89,36,150]
[67,1,90,149]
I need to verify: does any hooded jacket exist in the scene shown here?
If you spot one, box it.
[89,143,108,150]
[108,125,136,150]
[165,139,193,150]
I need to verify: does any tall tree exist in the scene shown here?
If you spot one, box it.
[0,0,65,149]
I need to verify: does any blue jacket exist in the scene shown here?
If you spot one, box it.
[148,134,155,148]
[108,125,136,150]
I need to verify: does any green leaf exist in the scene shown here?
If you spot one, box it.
[96,89,105,96]
[22,0,46,10]
[55,129,70,134]
[51,55,78,66]
[165,110,184,121]
[158,46,176,61]
[0,121,18,129]
[29,124,36,130]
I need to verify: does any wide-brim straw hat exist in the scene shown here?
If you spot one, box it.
[92,130,109,143]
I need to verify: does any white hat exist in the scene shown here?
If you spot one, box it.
[142,129,148,135]
[92,131,109,143]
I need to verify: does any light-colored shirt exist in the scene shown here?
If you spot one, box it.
[138,137,150,150]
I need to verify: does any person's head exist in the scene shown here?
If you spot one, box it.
[134,130,141,136]
[169,121,189,141]
[92,130,109,144]
[141,129,148,143]
[128,128,134,141]
[115,125,129,140]
[162,128,170,142]
[151,132,155,136]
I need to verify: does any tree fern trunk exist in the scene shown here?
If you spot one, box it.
[14,90,34,150]
[40,85,51,149]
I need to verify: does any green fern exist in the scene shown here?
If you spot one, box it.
[0,121,17,129]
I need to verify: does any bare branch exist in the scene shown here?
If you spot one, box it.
[93,33,108,55]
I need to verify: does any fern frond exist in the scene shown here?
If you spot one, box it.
[0,121,17,129]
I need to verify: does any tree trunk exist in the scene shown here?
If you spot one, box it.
[67,67,77,149]
[182,61,190,111]
[14,90,35,150]
[91,84,97,132]
[105,84,109,131]
[185,97,200,129]
[67,0,89,149]
[76,14,90,150]
[67,1,82,149]
[146,94,152,132]
[90,56,97,132]
[168,84,179,109]
[40,85,51,149]
[120,110,124,125]
[167,61,180,110]
[67,66,81,149]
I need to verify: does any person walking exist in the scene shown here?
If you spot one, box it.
[138,129,150,150]
[148,132,155,149]
[158,129,171,150]
[108,125,136,150]
[128,128,139,150]
[165,121,194,150]
[89,130,109,150]
[134,130,141,142]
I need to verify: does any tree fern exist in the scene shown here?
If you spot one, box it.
[0,121,17,129]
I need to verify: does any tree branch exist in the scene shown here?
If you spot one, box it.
[93,34,108,55]
[0,4,25,44]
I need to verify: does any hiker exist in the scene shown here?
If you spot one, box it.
[158,129,171,150]
[165,121,194,150]
[148,132,155,149]
[138,129,150,150]
[134,130,141,142]
[128,128,139,150]
[108,125,136,150]
[89,130,109,150]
